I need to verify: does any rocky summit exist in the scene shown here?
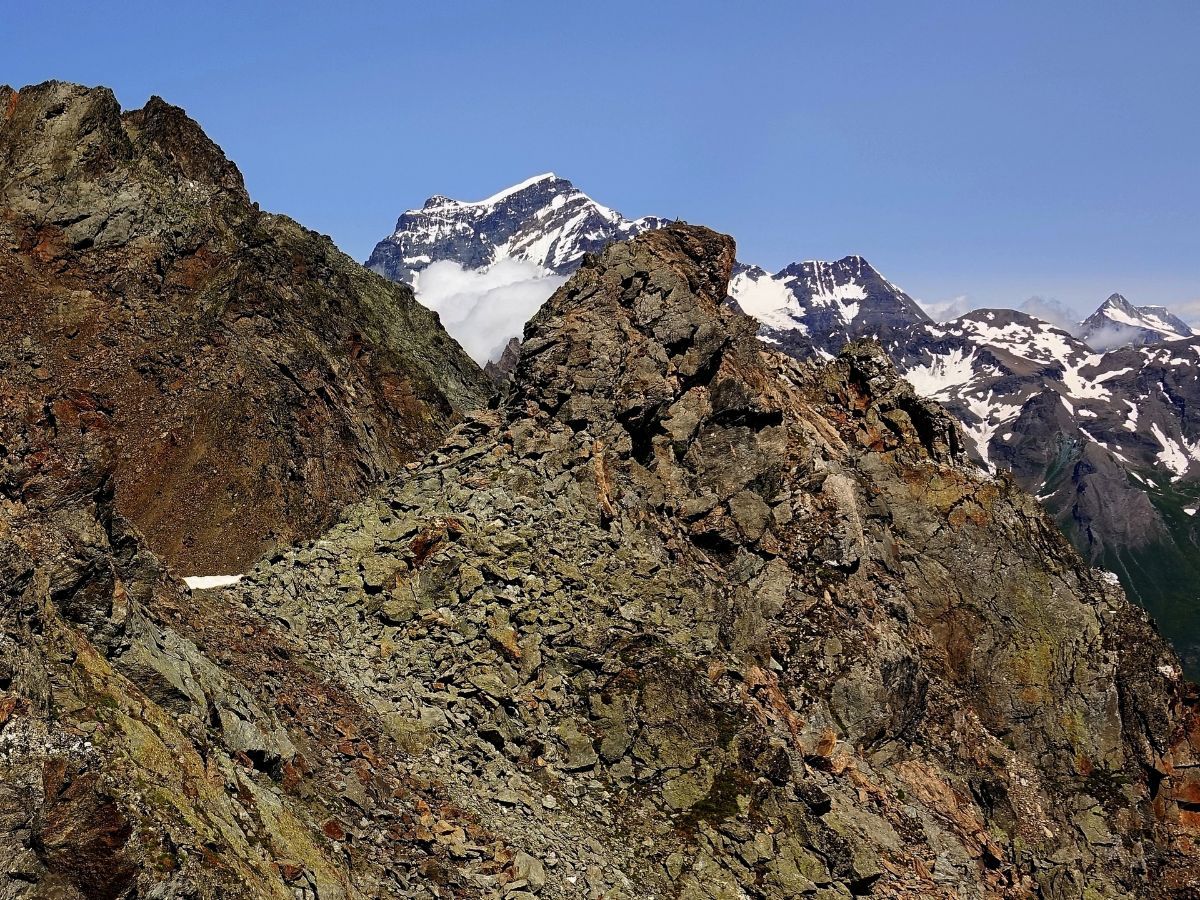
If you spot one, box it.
[7,221,1200,898]
[371,174,1200,677]
[0,81,490,575]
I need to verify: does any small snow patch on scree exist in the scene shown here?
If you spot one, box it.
[184,574,243,590]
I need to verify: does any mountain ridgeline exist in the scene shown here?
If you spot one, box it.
[10,207,1200,894]
[370,174,1200,673]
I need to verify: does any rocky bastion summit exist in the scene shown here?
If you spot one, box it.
[369,173,1200,679]
[3,81,1200,898]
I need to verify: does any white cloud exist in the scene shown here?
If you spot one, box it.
[1170,297,1200,329]
[1019,295,1080,330]
[1083,324,1136,351]
[413,259,565,364]
[919,294,973,322]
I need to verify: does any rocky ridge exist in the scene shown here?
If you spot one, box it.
[9,224,1200,897]
[370,175,1200,674]
[0,80,490,574]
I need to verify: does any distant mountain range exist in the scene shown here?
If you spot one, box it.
[368,174,1200,671]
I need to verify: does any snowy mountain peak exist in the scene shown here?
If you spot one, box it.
[730,254,932,359]
[368,174,669,286]
[783,253,874,278]
[365,175,671,365]
[417,172,560,214]
[1078,292,1194,350]
[369,173,938,368]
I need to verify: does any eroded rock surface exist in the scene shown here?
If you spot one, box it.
[6,222,1200,898]
[0,81,489,573]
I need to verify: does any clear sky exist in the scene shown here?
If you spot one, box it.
[7,0,1199,318]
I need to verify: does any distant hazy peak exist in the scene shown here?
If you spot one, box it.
[1078,291,1194,349]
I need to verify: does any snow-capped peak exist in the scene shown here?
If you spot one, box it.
[1078,292,1194,350]
[416,173,562,214]
[727,255,931,360]
[367,174,669,286]
[364,175,671,365]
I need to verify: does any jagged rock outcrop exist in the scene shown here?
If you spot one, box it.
[370,173,1200,678]
[483,337,521,386]
[0,81,490,574]
[7,223,1200,898]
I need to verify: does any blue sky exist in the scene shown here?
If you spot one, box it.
[7,0,1199,317]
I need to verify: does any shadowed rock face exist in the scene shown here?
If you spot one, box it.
[0,81,490,574]
[6,216,1200,895]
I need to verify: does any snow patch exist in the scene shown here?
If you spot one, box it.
[730,269,809,335]
[1123,400,1139,431]
[184,574,243,590]
[1149,421,1196,480]
[961,392,1023,464]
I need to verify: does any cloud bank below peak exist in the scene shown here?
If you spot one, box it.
[414,259,565,365]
